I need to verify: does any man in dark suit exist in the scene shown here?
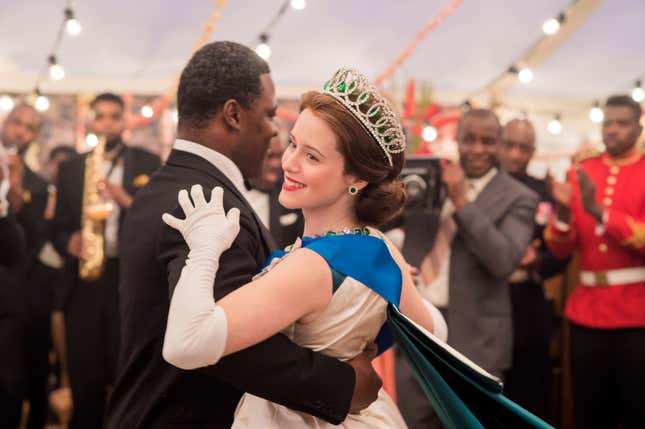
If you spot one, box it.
[0,145,28,428]
[247,135,304,248]
[52,93,161,428]
[107,41,381,429]
[1,103,51,429]
[498,119,569,419]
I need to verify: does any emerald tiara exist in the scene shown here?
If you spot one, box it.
[323,67,406,167]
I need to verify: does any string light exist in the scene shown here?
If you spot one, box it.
[548,114,562,135]
[508,66,533,84]
[0,95,14,112]
[589,100,604,123]
[48,55,65,81]
[518,67,534,84]
[141,105,154,118]
[542,13,565,35]
[422,125,438,142]
[631,79,644,103]
[64,7,82,36]
[86,133,99,147]
[255,33,272,60]
[290,0,306,11]
[35,94,50,112]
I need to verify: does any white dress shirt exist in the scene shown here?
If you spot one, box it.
[104,158,123,257]
[172,139,250,200]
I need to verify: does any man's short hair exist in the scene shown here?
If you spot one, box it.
[458,108,502,137]
[177,41,270,129]
[605,95,642,122]
[90,93,125,110]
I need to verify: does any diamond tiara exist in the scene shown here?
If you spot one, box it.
[322,68,406,167]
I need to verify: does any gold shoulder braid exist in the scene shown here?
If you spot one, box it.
[323,68,406,167]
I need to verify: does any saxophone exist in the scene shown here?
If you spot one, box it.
[79,135,113,281]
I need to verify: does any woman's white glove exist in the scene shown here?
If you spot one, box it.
[161,185,240,370]
[162,185,240,257]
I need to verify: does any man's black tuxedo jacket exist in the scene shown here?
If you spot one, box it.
[106,149,354,429]
[52,145,161,295]
[14,166,48,258]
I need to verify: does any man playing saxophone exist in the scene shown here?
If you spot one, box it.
[52,93,161,428]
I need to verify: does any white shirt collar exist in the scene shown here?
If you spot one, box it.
[466,167,498,198]
[172,139,248,197]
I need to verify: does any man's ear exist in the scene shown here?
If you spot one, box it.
[222,99,242,131]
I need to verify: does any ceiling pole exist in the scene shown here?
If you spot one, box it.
[478,0,605,106]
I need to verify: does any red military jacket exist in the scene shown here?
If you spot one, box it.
[544,148,645,328]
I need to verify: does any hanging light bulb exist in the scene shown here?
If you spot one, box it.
[290,0,307,10]
[141,105,154,118]
[548,114,562,135]
[0,94,14,112]
[589,101,604,123]
[518,67,534,84]
[48,55,65,81]
[64,8,82,36]
[542,18,560,35]
[631,80,644,103]
[422,125,438,142]
[86,133,99,147]
[508,66,533,84]
[542,13,565,35]
[172,109,179,124]
[255,33,272,60]
[35,95,50,112]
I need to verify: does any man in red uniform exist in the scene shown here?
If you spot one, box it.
[545,95,645,429]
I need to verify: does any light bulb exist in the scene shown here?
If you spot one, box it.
[35,95,50,112]
[542,18,560,35]
[49,63,65,81]
[518,67,533,84]
[422,126,438,142]
[66,18,82,36]
[589,104,604,123]
[0,95,14,112]
[632,86,645,103]
[172,109,178,124]
[86,133,99,147]
[141,105,154,118]
[290,0,306,10]
[256,42,271,60]
[548,116,562,135]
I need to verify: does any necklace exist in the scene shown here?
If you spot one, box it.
[311,226,370,238]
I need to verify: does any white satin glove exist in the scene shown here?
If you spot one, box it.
[161,185,240,369]
[162,185,241,257]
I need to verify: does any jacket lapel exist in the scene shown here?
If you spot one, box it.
[472,170,513,222]
[122,146,136,197]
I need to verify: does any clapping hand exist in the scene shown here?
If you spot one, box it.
[547,171,573,224]
[441,160,468,209]
[576,168,604,223]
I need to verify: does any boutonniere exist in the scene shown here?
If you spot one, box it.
[22,190,32,203]
[132,174,150,188]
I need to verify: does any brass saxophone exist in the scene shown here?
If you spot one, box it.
[79,135,113,281]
